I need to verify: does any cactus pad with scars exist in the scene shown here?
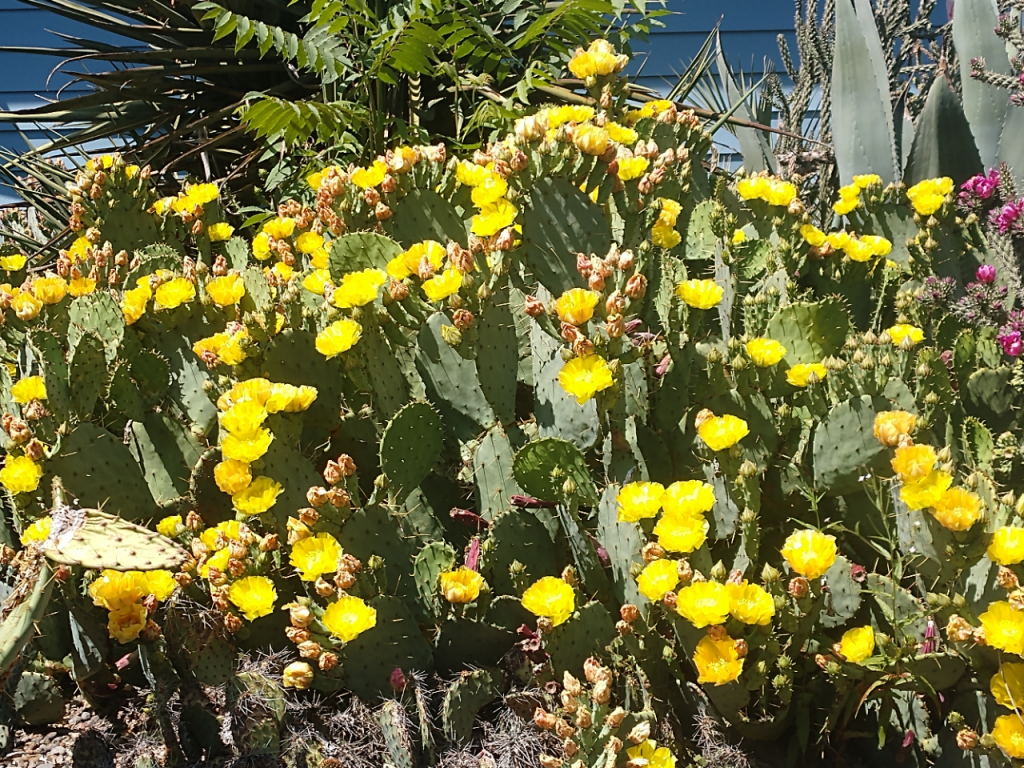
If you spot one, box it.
[765,298,850,365]
[380,400,443,503]
[812,395,892,496]
[472,426,522,521]
[512,437,599,507]
[13,671,65,725]
[442,668,505,743]
[384,188,468,247]
[543,601,616,676]
[327,232,403,278]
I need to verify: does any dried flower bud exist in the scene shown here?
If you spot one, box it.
[787,576,810,599]
[453,308,474,330]
[534,708,558,730]
[298,640,322,659]
[186,511,203,531]
[282,661,314,689]
[327,487,351,508]
[324,460,344,485]
[592,680,611,704]
[524,295,545,317]
[625,273,647,300]
[576,708,593,729]
[226,558,246,578]
[604,708,626,729]
[318,651,340,671]
[389,279,410,301]
[23,439,45,461]
[677,559,694,583]
[662,591,678,609]
[315,577,336,597]
[307,486,330,507]
[54,564,72,582]
[224,612,243,633]
[627,721,651,744]
[298,507,320,527]
[539,756,562,768]
[620,604,640,624]
[956,728,979,750]
[289,603,314,628]
[259,534,279,552]
[554,718,575,739]
[998,566,1019,591]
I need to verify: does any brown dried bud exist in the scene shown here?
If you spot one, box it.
[592,680,611,704]
[620,604,640,624]
[54,564,72,582]
[706,624,728,642]
[297,640,322,659]
[375,203,392,221]
[212,255,228,277]
[315,577,336,597]
[363,188,381,207]
[787,576,810,599]
[327,487,351,508]
[299,507,320,527]
[587,272,606,292]
[23,401,48,422]
[140,620,162,643]
[224,613,243,633]
[606,315,625,339]
[537,617,554,635]
[616,620,632,636]
[452,309,474,330]
[998,566,1019,591]
[956,728,979,750]
[604,707,626,729]
[318,651,340,671]
[494,227,516,251]
[627,721,651,745]
[662,591,678,609]
[259,533,279,552]
[624,273,647,300]
[555,718,575,739]
[324,460,344,486]
[814,653,833,670]
[174,572,193,588]
[945,615,973,643]
[389,278,410,301]
[524,295,545,317]
[23,439,45,461]
[285,626,311,644]
[307,486,330,507]
[534,708,558,730]
[380,174,397,194]
[289,603,314,628]
[191,540,211,560]
[186,511,203,531]
[734,638,748,658]
[539,756,562,768]
[226,558,246,578]
[575,708,593,729]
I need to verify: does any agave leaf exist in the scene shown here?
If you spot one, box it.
[904,74,983,186]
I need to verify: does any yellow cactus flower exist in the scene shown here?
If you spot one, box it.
[616,481,665,522]
[675,279,724,309]
[120,284,151,325]
[786,362,827,387]
[657,199,683,227]
[0,254,26,271]
[422,268,463,302]
[456,160,491,187]
[781,529,837,579]
[439,567,486,603]
[0,455,43,494]
[89,570,145,610]
[651,224,682,249]
[11,376,47,404]
[267,262,294,282]
[200,519,243,551]
[252,232,272,260]
[931,487,982,531]
[991,663,1024,709]
[555,288,600,325]
[316,319,363,358]
[696,413,749,452]
[853,174,882,188]
[19,516,51,546]
[887,323,924,347]
[333,268,386,309]
[676,581,732,628]
[906,177,953,216]
[838,625,875,663]
[765,180,797,207]
[232,475,284,516]
[859,234,893,256]
[261,216,296,240]
[107,604,148,643]
[220,400,269,438]
[654,514,709,553]
[731,229,747,245]
[900,469,952,510]
[736,176,771,201]
[154,277,196,310]
[832,185,861,215]
[693,634,744,686]
[322,595,377,642]
[68,277,97,297]
[891,444,936,481]
[728,582,775,625]
[981,602,1024,655]
[138,570,177,601]
[282,661,314,689]
[269,384,317,413]
[873,411,916,447]
[290,532,343,581]
[568,39,623,78]
[183,182,219,206]
[745,338,787,367]
[66,236,91,262]
[206,274,245,306]
[228,576,278,621]
[662,480,716,518]
[606,122,638,145]
[800,224,827,247]
[302,269,333,295]
[825,231,851,250]
[351,160,388,189]
[635,558,679,601]
[32,276,67,305]
[616,156,649,181]
[386,240,445,280]
[221,428,274,462]
[471,199,517,237]
[993,714,1024,758]
[12,290,41,321]
[156,515,183,538]
[558,354,614,405]
[214,459,252,495]
[842,237,876,262]
[989,527,1024,566]
[470,172,508,207]
[200,547,232,578]
[207,222,234,241]
[220,378,273,410]
[296,231,325,254]
[573,124,610,156]
[521,576,575,626]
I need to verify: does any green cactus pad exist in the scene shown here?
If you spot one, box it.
[28,329,71,423]
[474,292,518,426]
[965,367,1014,418]
[361,326,412,422]
[68,292,125,362]
[47,423,156,520]
[239,266,273,315]
[380,400,443,502]
[341,506,417,601]
[68,332,106,419]
[522,176,609,295]
[339,595,433,701]
[412,540,457,617]
[188,448,234,525]
[473,426,523,521]
[596,485,646,607]
[442,668,505,743]
[416,312,496,438]
[379,699,416,768]
[384,188,468,247]
[765,298,851,365]
[530,315,599,451]
[513,437,599,507]
[130,349,171,407]
[127,413,203,504]
[901,653,965,692]
[12,671,65,725]
[259,440,322,535]
[123,244,183,290]
[0,556,53,680]
[484,509,567,596]
[543,601,616,676]
[185,635,236,686]
[820,556,862,629]
[865,573,929,643]
[42,505,188,570]
[106,358,146,421]
[227,671,285,755]
[961,417,994,473]
[433,619,516,675]
[327,232,403,279]
[262,328,342,448]
[892,484,957,585]
[149,322,219,435]
[812,395,893,496]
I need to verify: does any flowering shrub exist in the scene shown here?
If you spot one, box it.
[0,39,1023,767]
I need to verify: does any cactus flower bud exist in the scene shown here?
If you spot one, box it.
[956,728,979,750]
[998,566,1020,591]
[323,460,344,485]
[288,603,314,628]
[524,295,545,317]
[555,718,575,739]
[452,308,474,330]
[282,661,315,689]
[620,604,640,624]
[389,667,408,692]
[606,315,625,338]
[223,613,243,633]
[315,577,335,597]
[440,324,462,347]
[944,615,972,642]
[538,756,562,768]
[298,507,320,527]
[226,558,246,578]
[327,487,351,508]
[710,560,727,582]
[604,708,626,729]
[318,651,339,671]
[298,640,322,659]
[535,708,559,730]
[389,279,410,301]
[787,576,810,599]
[307,486,330,507]
[662,591,678,609]
[23,439,45,461]
[592,680,611,704]
[627,721,651,744]
[537,617,554,634]
[575,708,593,729]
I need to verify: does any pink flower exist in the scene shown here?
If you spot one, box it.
[976,264,997,284]
[999,330,1023,357]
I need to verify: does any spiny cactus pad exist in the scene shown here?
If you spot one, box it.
[42,506,188,571]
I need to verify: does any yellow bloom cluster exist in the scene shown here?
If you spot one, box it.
[333,268,386,309]
[737,174,798,207]
[781,529,837,579]
[652,199,682,249]
[625,99,675,124]
[906,177,953,216]
[567,39,628,79]
[619,479,715,556]
[89,569,177,643]
[676,279,723,310]
[0,455,43,494]
[192,326,249,367]
[873,410,916,447]
[558,354,614,405]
